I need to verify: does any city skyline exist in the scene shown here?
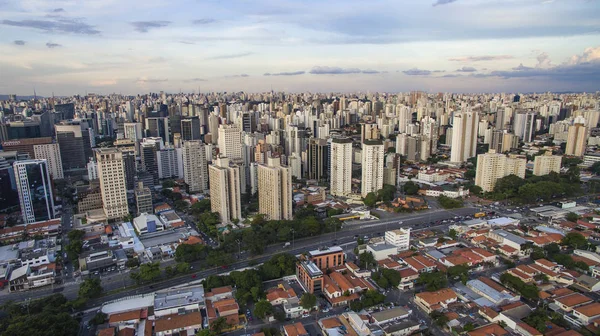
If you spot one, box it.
[1,0,599,95]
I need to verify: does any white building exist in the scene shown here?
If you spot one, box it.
[258,156,292,220]
[385,228,411,251]
[208,156,242,224]
[132,213,165,235]
[217,124,242,160]
[182,140,208,193]
[450,111,479,163]
[330,137,353,196]
[33,143,63,179]
[533,152,562,176]
[361,139,384,197]
[157,147,183,179]
[475,150,526,192]
[96,148,129,220]
[86,158,98,180]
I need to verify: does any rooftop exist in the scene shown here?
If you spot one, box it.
[308,246,343,257]
[154,284,205,311]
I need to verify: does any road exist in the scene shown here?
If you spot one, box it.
[0,206,478,306]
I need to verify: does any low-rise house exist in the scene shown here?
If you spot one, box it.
[154,311,202,336]
[398,268,419,290]
[108,309,145,329]
[574,274,600,292]
[552,293,593,313]
[402,255,437,273]
[467,323,508,336]
[568,302,600,326]
[371,307,411,325]
[205,286,240,330]
[283,322,309,336]
[414,288,458,313]
[466,277,520,306]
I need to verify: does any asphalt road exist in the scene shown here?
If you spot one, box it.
[0,206,478,306]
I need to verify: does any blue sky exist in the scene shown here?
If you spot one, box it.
[1,0,599,95]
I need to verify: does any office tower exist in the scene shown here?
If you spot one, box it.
[514,112,536,143]
[398,106,411,133]
[330,137,353,197]
[54,103,75,120]
[123,122,143,152]
[450,111,479,163]
[565,122,589,157]
[120,149,136,191]
[361,139,384,197]
[145,117,170,145]
[218,124,242,160]
[55,120,94,175]
[96,148,129,220]
[157,146,183,179]
[0,153,20,213]
[135,182,153,215]
[257,156,292,220]
[126,101,135,121]
[181,117,201,141]
[13,160,55,224]
[533,152,562,176]
[584,110,600,128]
[33,143,64,179]
[208,156,242,224]
[208,113,220,144]
[87,158,98,180]
[31,111,53,137]
[141,137,163,184]
[475,150,526,192]
[182,140,208,193]
[285,125,308,157]
[241,112,256,133]
[0,120,42,141]
[1,137,52,159]
[307,138,329,181]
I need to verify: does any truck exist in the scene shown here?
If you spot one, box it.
[474,212,486,218]
[283,242,291,248]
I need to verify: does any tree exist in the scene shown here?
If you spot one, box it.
[417,271,448,291]
[430,311,449,327]
[465,169,476,180]
[448,229,458,239]
[253,300,274,319]
[463,322,475,332]
[363,192,378,207]
[562,232,587,249]
[210,317,230,334]
[196,330,217,336]
[162,179,175,188]
[438,195,463,209]
[130,262,161,284]
[530,247,545,260]
[78,278,103,299]
[300,292,317,310]
[67,230,85,241]
[174,200,189,212]
[468,185,483,195]
[544,243,560,255]
[90,312,107,325]
[126,257,140,268]
[273,310,286,322]
[590,161,600,175]
[359,252,376,269]
[378,184,397,202]
[566,212,579,222]
[403,181,419,195]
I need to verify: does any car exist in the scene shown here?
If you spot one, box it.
[191,274,197,278]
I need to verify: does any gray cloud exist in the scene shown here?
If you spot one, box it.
[512,63,534,71]
[402,68,444,76]
[136,78,168,83]
[441,74,462,78]
[225,74,250,78]
[183,78,207,82]
[1,18,100,35]
[52,8,65,13]
[361,69,380,74]
[204,52,253,60]
[13,40,25,45]
[264,71,305,76]
[433,0,458,6]
[456,66,477,72]
[179,41,195,45]
[449,55,514,62]
[46,42,62,48]
[490,61,600,82]
[309,66,362,75]
[192,18,216,25]
[131,21,170,33]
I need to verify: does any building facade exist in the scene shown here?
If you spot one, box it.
[208,156,242,224]
[96,148,129,220]
[257,156,292,220]
[533,152,562,176]
[361,140,384,197]
[330,137,353,197]
[182,140,208,193]
[450,111,479,163]
[13,160,55,224]
[33,143,64,179]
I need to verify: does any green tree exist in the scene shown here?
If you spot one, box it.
[126,257,140,268]
[465,169,476,180]
[162,179,175,188]
[403,181,420,195]
[359,252,376,269]
[363,192,378,207]
[300,292,317,310]
[67,230,85,241]
[273,310,286,322]
[438,195,463,209]
[566,212,579,222]
[90,312,107,325]
[253,300,274,319]
[463,322,475,332]
[430,311,449,327]
[561,232,587,249]
[378,184,397,201]
[468,185,483,195]
[590,161,600,175]
[196,330,217,336]
[448,229,458,239]
[417,271,448,291]
[130,262,161,284]
[210,317,230,334]
[530,247,545,260]
[78,278,103,299]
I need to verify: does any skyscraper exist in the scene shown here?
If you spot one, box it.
[330,137,353,197]
[182,140,208,193]
[258,156,292,220]
[361,139,384,197]
[96,148,129,220]
[181,117,201,141]
[450,111,479,163]
[217,124,242,160]
[145,117,170,145]
[55,120,94,175]
[33,143,64,179]
[208,156,242,224]
[475,150,526,192]
[14,160,55,224]
[565,122,589,157]
[307,138,329,181]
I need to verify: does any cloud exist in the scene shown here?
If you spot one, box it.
[183,78,207,82]
[567,46,600,65]
[225,74,250,78]
[456,66,477,72]
[1,19,100,35]
[433,0,458,6]
[264,71,305,76]
[136,78,168,83]
[536,52,552,68]
[131,21,170,33]
[13,40,25,46]
[204,52,253,60]
[402,68,444,76]
[441,74,462,78]
[179,41,195,45]
[512,63,534,71]
[361,69,380,74]
[449,55,514,62]
[52,8,65,13]
[46,42,62,48]
[309,66,362,75]
[192,18,216,25]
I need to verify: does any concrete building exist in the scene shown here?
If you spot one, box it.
[475,150,526,192]
[141,137,163,184]
[208,156,242,224]
[307,137,329,181]
[13,160,55,224]
[135,182,153,215]
[361,139,384,197]
[96,148,129,220]
[182,140,208,193]
[55,120,94,175]
[258,156,292,220]
[217,124,242,160]
[145,117,170,145]
[533,152,562,176]
[157,146,183,179]
[330,137,353,197]
[450,111,479,163]
[33,143,63,179]
[385,228,411,251]
[566,122,589,157]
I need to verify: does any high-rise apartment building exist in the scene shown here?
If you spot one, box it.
[145,117,170,145]
[361,139,384,197]
[208,156,242,223]
[13,160,55,224]
[533,152,562,176]
[565,122,589,157]
[475,150,526,192]
[181,117,201,141]
[217,124,242,160]
[450,111,479,163]
[55,120,94,175]
[307,138,329,181]
[33,143,64,179]
[135,182,153,215]
[258,156,292,220]
[514,112,536,143]
[141,137,163,184]
[182,140,208,193]
[96,148,129,220]
[157,147,183,179]
[330,137,353,197]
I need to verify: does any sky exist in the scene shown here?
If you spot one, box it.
[0,0,599,96]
